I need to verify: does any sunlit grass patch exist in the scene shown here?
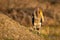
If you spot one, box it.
[49,25,60,36]
[41,26,49,35]
[30,25,60,40]
[28,25,60,40]
[41,25,60,40]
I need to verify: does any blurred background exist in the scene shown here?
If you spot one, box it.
[0,0,60,26]
[0,0,60,40]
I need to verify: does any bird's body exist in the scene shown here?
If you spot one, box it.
[32,7,44,31]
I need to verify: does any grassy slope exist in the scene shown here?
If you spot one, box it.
[0,10,60,40]
[0,12,42,40]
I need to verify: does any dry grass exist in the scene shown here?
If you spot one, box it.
[29,25,60,40]
[0,0,60,40]
[0,11,60,40]
[1,11,60,40]
[0,12,42,40]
